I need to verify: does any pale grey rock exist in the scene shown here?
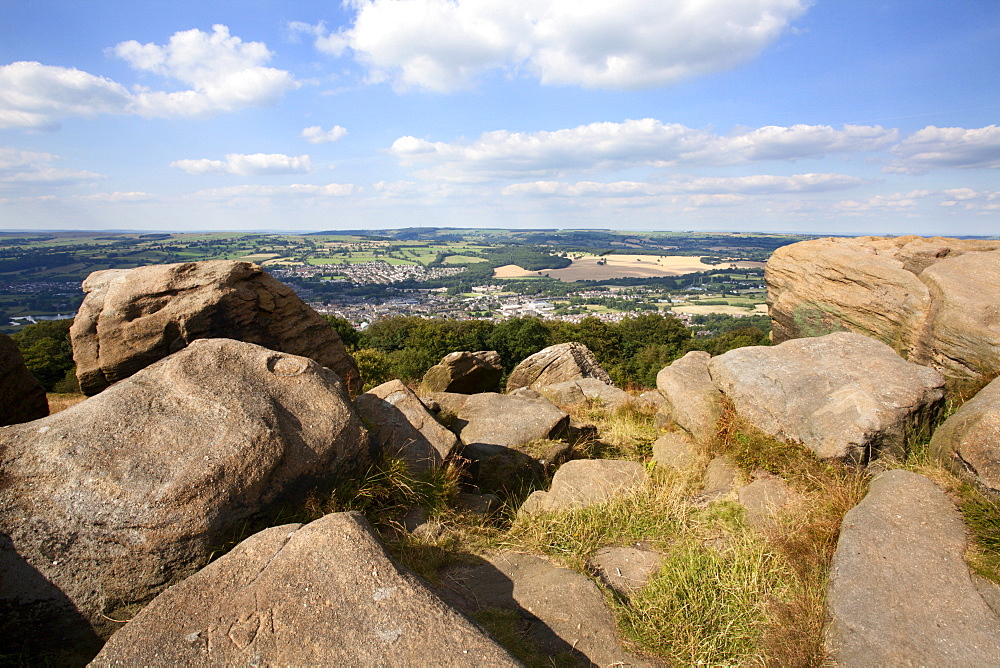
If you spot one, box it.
[454,391,569,452]
[519,459,648,515]
[506,342,612,392]
[825,469,1000,665]
[439,551,648,666]
[656,351,723,445]
[708,332,945,462]
[0,339,369,651]
[355,379,461,473]
[70,261,360,395]
[420,350,503,394]
[929,375,1000,494]
[0,331,48,426]
[587,546,664,599]
[693,456,739,505]
[538,377,632,411]
[737,475,796,527]
[91,512,519,666]
[652,430,698,471]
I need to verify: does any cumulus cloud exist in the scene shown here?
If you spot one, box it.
[301,125,348,144]
[0,25,298,129]
[192,182,358,199]
[391,119,896,181]
[887,125,1000,173]
[503,173,862,198]
[0,147,104,186]
[170,153,311,176]
[80,191,157,202]
[298,0,810,91]
[940,188,1000,212]
[835,190,934,214]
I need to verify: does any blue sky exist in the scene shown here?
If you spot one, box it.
[1,0,998,235]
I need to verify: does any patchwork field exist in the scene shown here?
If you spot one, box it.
[672,304,770,316]
[494,255,766,281]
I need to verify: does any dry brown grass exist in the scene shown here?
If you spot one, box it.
[46,392,86,413]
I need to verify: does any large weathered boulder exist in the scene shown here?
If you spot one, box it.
[420,350,503,394]
[0,339,369,655]
[708,332,945,462]
[355,379,461,473]
[453,390,569,451]
[439,551,647,666]
[505,342,612,392]
[930,376,1000,494]
[0,331,48,426]
[91,512,518,666]
[655,350,723,444]
[825,469,1000,664]
[70,260,361,396]
[520,459,648,514]
[459,442,545,496]
[538,377,632,411]
[766,235,1000,385]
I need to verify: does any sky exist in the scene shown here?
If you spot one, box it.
[1,0,998,235]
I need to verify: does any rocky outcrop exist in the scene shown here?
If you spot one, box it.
[520,459,648,514]
[439,551,647,666]
[656,350,723,445]
[461,442,545,495]
[930,376,1000,494]
[825,469,1000,664]
[538,377,632,411]
[766,235,1000,385]
[70,261,361,396]
[506,342,612,392]
[588,546,664,599]
[91,512,519,666]
[453,389,569,451]
[652,430,698,471]
[0,339,369,650]
[0,331,48,426]
[355,379,461,473]
[420,350,503,394]
[709,332,945,462]
[737,474,796,528]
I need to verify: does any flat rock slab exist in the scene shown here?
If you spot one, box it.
[91,512,518,667]
[709,332,945,462]
[454,390,569,451]
[0,339,369,652]
[70,260,361,395]
[439,551,647,666]
[656,350,722,445]
[692,456,739,506]
[462,442,545,496]
[736,475,796,527]
[825,469,1000,665]
[0,331,48,426]
[538,378,632,411]
[355,379,461,473]
[506,342,612,393]
[652,430,698,471]
[930,375,1000,493]
[587,546,664,599]
[520,459,648,515]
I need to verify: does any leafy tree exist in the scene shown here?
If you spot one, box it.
[324,315,361,351]
[486,317,551,371]
[11,319,79,392]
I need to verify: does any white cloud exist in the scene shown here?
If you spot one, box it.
[301,0,810,92]
[887,125,1000,174]
[940,188,1000,212]
[301,125,348,144]
[835,190,934,214]
[0,25,298,129]
[503,173,862,198]
[391,119,896,181]
[0,147,104,186]
[191,182,358,199]
[80,191,156,202]
[0,62,132,130]
[170,153,312,176]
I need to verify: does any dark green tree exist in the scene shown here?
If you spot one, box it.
[12,319,79,392]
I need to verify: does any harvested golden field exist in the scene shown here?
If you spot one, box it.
[673,304,770,316]
[494,255,765,281]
